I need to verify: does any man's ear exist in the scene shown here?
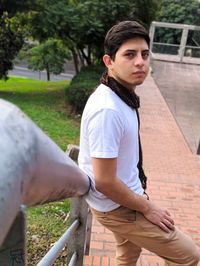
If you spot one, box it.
[103,54,113,68]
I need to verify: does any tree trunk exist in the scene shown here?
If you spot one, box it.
[71,48,79,74]
[77,49,85,68]
[46,65,50,81]
[87,45,91,65]
[79,48,91,65]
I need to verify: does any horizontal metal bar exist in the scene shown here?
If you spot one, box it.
[185,45,200,49]
[152,21,200,31]
[153,42,180,47]
[68,252,78,266]
[153,42,200,49]
[37,219,79,266]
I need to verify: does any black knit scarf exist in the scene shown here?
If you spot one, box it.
[100,71,147,190]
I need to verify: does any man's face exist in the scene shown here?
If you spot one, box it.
[105,37,150,91]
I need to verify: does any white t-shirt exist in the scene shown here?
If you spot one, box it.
[78,83,144,212]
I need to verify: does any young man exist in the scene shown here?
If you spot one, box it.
[78,21,200,265]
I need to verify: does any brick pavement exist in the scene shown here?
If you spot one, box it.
[84,72,200,266]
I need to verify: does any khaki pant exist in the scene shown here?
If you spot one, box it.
[91,206,200,266]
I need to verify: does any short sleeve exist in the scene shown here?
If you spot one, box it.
[87,109,124,158]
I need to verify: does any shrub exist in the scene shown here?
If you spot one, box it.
[65,64,105,114]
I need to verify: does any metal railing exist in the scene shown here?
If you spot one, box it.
[149,21,200,64]
[0,99,91,265]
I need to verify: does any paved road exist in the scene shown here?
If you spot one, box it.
[152,60,200,154]
[9,66,75,81]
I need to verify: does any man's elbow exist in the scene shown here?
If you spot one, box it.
[95,178,113,194]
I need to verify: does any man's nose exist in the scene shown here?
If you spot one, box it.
[134,54,144,66]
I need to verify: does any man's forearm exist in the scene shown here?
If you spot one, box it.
[96,177,150,213]
[96,178,175,232]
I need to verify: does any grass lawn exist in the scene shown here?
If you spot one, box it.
[0,77,80,150]
[0,76,80,265]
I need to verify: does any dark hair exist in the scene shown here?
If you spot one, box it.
[104,21,150,60]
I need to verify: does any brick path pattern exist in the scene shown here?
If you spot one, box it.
[84,70,200,266]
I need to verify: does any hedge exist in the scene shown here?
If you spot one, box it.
[65,64,105,114]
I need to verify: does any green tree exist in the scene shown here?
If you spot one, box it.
[156,0,200,45]
[159,0,200,26]
[24,0,160,72]
[0,13,23,80]
[0,0,37,79]
[0,0,35,17]
[133,0,161,29]
[27,39,71,81]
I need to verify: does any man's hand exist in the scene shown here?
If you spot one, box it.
[92,157,175,233]
[143,202,175,233]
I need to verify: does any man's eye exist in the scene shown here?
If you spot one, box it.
[142,52,149,59]
[125,53,136,58]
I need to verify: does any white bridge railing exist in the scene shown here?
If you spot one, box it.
[0,99,91,266]
[149,21,200,64]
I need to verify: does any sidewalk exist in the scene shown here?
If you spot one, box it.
[84,73,200,265]
[151,60,200,154]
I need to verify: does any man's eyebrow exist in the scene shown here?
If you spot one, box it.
[123,49,136,53]
[123,49,149,53]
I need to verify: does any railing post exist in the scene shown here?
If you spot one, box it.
[66,144,93,262]
[0,206,26,266]
[67,197,89,266]
[149,22,156,53]
[179,27,189,62]
[84,209,93,256]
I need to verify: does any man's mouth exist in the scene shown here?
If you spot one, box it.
[132,71,145,76]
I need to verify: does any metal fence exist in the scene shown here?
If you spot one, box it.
[0,99,91,266]
[149,21,200,64]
